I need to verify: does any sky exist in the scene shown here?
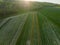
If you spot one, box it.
[24,0,60,4]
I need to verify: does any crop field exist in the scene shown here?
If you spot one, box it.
[0,1,60,45]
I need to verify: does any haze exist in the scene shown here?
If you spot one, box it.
[24,0,60,4]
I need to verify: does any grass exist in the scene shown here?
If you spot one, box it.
[0,1,60,45]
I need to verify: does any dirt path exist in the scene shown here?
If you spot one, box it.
[30,13,35,45]
[35,14,40,45]
[30,12,40,45]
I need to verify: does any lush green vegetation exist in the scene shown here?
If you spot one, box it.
[0,1,60,45]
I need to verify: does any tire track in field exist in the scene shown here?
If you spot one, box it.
[30,13,35,45]
[35,14,40,45]
[0,18,12,29]
[0,14,29,45]
[10,14,29,45]
[30,12,40,45]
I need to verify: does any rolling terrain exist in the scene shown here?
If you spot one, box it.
[0,1,60,45]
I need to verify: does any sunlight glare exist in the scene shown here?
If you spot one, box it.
[22,0,31,8]
[17,0,31,9]
[24,0,30,6]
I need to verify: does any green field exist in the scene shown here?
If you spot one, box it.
[0,1,60,45]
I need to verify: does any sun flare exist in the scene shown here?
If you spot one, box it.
[16,0,31,9]
[24,0,31,6]
[21,0,31,8]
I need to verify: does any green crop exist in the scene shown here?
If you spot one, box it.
[0,1,60,45]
